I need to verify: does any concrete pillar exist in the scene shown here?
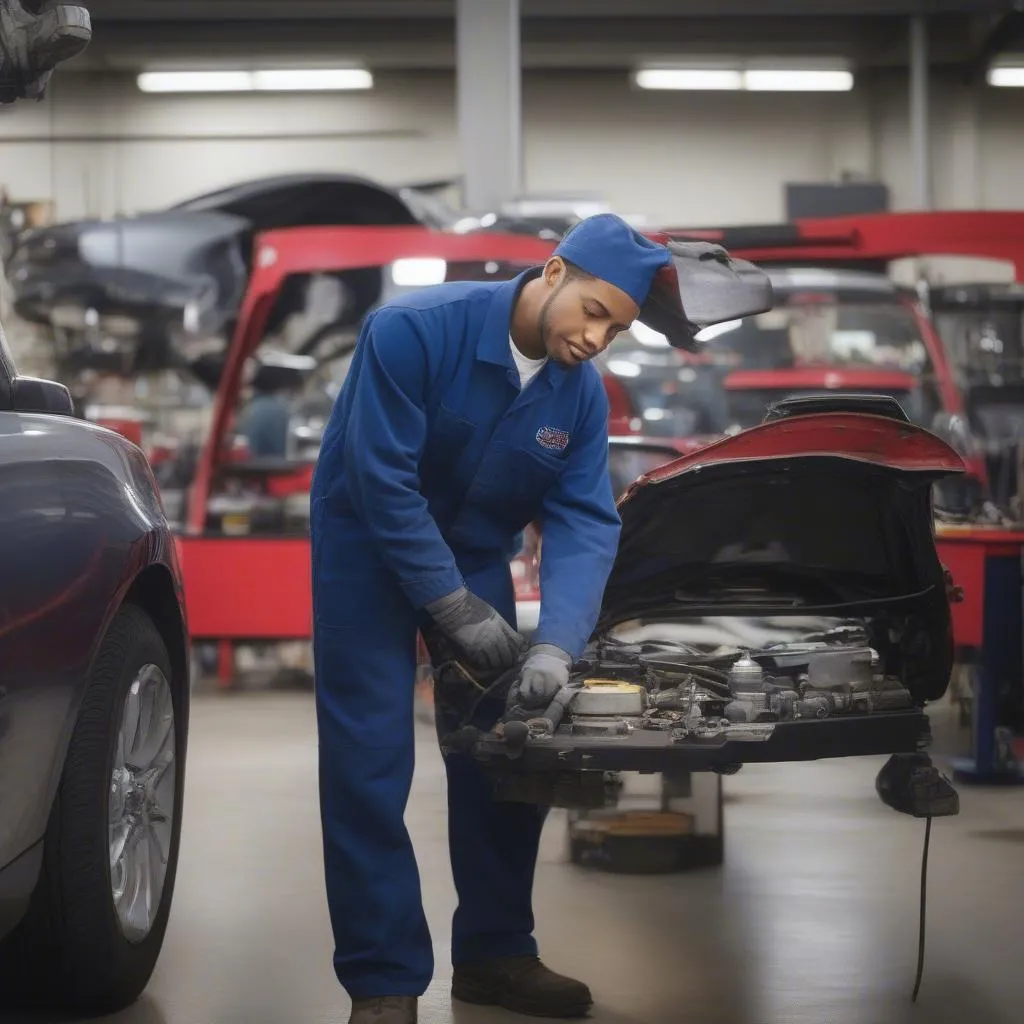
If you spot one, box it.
[946,83,981,210]
[909,14,932,210]
[456,0,522,212]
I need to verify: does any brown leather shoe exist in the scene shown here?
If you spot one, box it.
[348,996,418,1024]
[452,955,592,1018]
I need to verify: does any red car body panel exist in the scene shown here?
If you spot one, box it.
[625,412,966,496]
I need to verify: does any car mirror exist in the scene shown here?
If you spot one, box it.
[9,375,75,416]
[639,241,775,352]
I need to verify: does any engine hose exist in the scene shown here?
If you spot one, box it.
[677,664,733,696]
[463,666,521,728]
[538,683,580,731]
[432,660,521,731]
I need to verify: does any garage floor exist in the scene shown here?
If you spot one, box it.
[13,690,1024,1024]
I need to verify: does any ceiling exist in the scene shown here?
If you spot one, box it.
[70,1,1022,74]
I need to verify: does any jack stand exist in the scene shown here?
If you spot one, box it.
[567,769,724,874]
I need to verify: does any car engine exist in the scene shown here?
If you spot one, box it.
[556,623,916,743]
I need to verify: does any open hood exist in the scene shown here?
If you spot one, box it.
[595,409,965,632]
[639,240,775,351]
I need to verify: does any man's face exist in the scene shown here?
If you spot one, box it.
[538,258,641,368]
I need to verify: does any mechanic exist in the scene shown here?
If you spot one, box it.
[309,214,673,1024]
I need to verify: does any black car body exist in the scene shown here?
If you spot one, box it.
[3,173,540,379]
[0,323,190,1014]
[4,174,426,376]
[2,174,639,384]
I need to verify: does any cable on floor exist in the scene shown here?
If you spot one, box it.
[912,815,933,1003]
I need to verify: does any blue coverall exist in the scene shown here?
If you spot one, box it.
[309,269,621,999]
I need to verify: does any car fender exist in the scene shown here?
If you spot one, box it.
[0,413,184,879]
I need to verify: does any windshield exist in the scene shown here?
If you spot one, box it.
[604,292,943,436]
[708,298,931,371]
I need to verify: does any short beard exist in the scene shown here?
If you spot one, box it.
[537,277,570,362]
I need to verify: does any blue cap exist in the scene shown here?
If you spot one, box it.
[554,213,672,308]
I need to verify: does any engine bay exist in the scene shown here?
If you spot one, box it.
[560,622,917,744]
[449,615,936,777]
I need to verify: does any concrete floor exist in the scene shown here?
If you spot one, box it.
[23,691,1024,1024]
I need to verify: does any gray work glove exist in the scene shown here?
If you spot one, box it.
[518,644,573,705]
[425,587,526,671]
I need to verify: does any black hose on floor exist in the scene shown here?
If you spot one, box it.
[912,816,933,1003]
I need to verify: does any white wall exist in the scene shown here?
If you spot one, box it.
[0,68,1021,226]
[523,73,874,225]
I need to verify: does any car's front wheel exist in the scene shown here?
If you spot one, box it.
[0,604,186,1015]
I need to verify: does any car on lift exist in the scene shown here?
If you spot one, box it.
[3,174,429,382]
[0,322,190,1015]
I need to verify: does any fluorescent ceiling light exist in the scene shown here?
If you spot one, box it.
[138,68,373,93]
[988,66,1024,87]
[253,68,373,91]
[391,258,447,288]
[745,69,853,92]
[138,71,252,93]
[634,65,853,93]
[635,68,742,91]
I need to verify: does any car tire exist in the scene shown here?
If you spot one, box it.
[0,604,186,1015]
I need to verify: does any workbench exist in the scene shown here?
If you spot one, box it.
[936,526,1024,783]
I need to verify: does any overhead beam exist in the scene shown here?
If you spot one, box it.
[86,0,1011,21]
[76,15,988,72]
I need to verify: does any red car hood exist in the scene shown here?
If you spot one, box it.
[723,368,918,392]
[595,412,964,648]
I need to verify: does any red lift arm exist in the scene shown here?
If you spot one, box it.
[661,210,1024,281]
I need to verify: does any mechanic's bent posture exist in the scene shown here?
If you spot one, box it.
[310,215,672,1024]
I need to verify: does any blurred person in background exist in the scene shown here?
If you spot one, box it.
[235,379,295,458]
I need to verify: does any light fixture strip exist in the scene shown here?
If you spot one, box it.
[634,65,854,92]
[138,68,374,93]
[988,66,1024,88]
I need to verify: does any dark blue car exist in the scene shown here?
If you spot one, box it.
[0,6,190,1012]
[0,327,190,1014]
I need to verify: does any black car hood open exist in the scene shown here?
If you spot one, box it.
[594,410,965,632]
